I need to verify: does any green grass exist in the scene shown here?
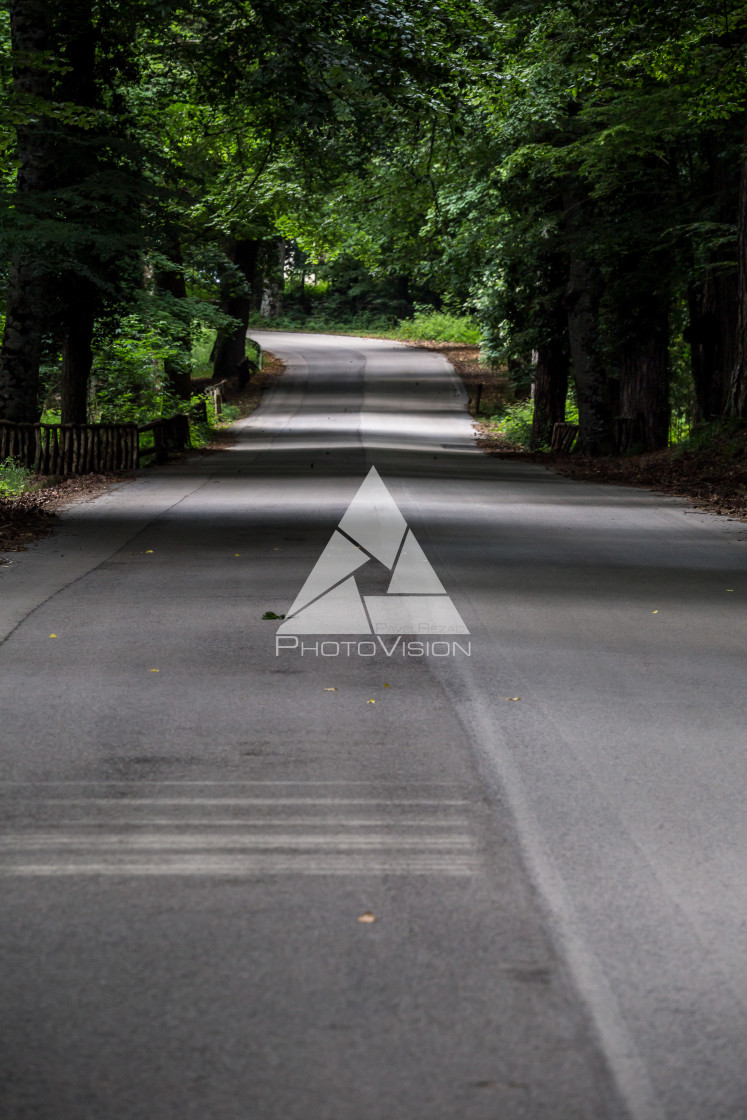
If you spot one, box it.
[246,308,481,345]
[0,457,35,498]
[486,399,536,448]
[484,391,580,451]
[391,310,480,345]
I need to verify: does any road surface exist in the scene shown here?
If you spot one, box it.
[1,332,745,1119]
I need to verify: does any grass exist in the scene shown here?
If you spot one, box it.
[0,457,36,499]
[246,308,481,346]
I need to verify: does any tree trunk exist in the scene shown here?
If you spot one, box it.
[212,239,260,384]
[0,0,53,422]
[57,0,98,426]
[565,251,610,454]
[728,108,747,417]
[688,129,740,420]
[688,270,738,420]
[620,313,671,452]
[530,258,569,450]
[531,337,569,450]
[61,289,94,425]
[563,184,611,454]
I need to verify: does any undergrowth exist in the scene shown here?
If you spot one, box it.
[247,308,480,345]
[0,457,35,498]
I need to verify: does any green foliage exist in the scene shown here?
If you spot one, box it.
[92,317,181,424]
[487,399,535,449]
[191,328,215,381]
[2,0,746,441]
[487,389,579,451]
[0,457,34,498]
[393,309,480,344]
[673,418,747,461]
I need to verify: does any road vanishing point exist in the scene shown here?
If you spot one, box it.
[1,332,746,1120]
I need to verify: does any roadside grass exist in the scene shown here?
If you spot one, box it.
[482,394,580,451]
[0,457,37,498]
[246,308,481,345]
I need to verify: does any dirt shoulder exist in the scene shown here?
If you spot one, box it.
[0,474,121,557]
[0,350,287,559]
[412,341,747,521]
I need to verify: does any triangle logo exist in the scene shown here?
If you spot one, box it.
[277,467,469,635]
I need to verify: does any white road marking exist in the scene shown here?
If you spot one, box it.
[1,855,477,876]
[0,789,478,877]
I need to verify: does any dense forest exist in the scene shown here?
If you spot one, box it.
[2,0,747,455]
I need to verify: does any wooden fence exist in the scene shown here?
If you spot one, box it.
[0,377,232,477]
[551,422,579,453]
[1,412,189,476]
[1,420,140,475]
[204,379,228,417]
[138,414,191,465]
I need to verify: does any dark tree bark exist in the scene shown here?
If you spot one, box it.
[688,130,740,420]
[620,311,671,452]
[0,0,53,422]
[531,339,569,450]
[563,183,612,454]
[212,239,260,384]
[728,108,747,417]
[688,270,738,420]
[56,0,98,424]
[530,260,569,451]
[566,258,610,454]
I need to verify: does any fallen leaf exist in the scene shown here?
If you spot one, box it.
[503,696,521,701]
[367,699,375,704]
[49,634,57,639]
[651,610,659,614]
[262,611,286,620]
[149,668,160,673]
[323,687,338,691]
[358,911,376,923]
[145,550,154,554]
[384,683,390,687]
[726,589,734,592]
[235,553,240,557]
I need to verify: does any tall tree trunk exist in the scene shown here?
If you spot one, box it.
[0,0,53,422]
[688,130,740,420]
[563,184,611,454]
[728,108,747,416]
[688,270,738,420]
[620,312,671,451]
[212,238,260,384]
[60,287,94,424]
[531,337,569,450]
[566,258,609,454]
[57,0,98,425]
[530,259,569,450]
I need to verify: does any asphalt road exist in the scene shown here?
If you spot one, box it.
[0,332,745,1120]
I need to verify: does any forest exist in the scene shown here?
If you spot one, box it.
[2,0,747,456]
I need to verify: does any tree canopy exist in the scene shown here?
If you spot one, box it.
[2,0,747,450]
